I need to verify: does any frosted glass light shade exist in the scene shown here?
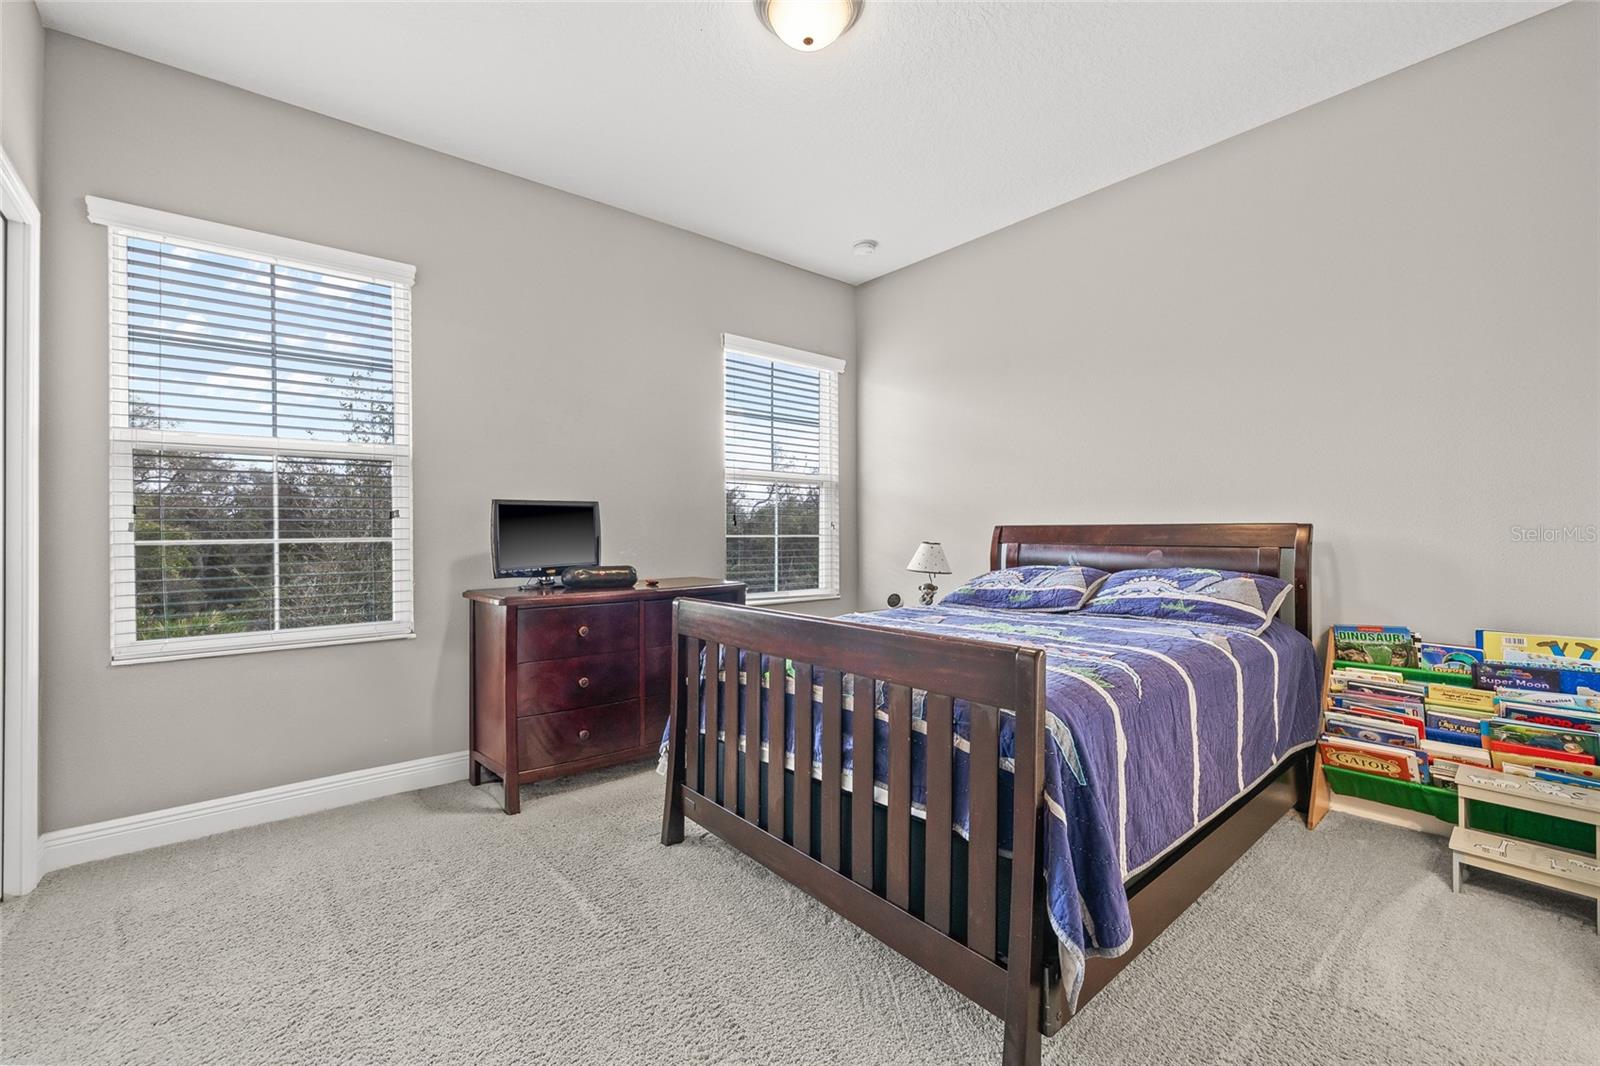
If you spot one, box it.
[906,541,952,576]
[759,0,861,52]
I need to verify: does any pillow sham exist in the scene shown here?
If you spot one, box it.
[1077,567,1291,633]
[940,565,1110,613]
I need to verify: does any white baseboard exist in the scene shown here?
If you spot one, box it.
[1328,792,1452,837]
[36,750,469,879]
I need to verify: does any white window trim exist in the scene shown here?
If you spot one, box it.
[723,332,846,376]
[85,197,415,286]
[752,590,842,607]
[722,337,843,604]
[91,198,416,664]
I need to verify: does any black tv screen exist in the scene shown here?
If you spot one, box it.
[492,500,600,578]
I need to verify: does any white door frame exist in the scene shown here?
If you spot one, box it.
[1,147,41,897]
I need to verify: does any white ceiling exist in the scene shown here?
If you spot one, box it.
[40,1,1559,283]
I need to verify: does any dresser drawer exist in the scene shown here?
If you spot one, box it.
[517,603,638,663]
[517,651,638,715]
[518,701,640,770]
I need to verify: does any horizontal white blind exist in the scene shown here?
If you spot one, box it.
[724,346,840,600]
[103,221,413,661]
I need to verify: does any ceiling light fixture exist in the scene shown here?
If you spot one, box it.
[755,0,862,53]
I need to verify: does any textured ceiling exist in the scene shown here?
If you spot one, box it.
[40,1,1559,283]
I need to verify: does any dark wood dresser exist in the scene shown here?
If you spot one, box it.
[464,578,745,813]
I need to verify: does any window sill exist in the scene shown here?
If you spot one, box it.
[111,629,415,666]
[746,591,842,607]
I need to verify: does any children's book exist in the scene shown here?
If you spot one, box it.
[1477,630,1600,663]
[1480,717,1600,760]
[1334,697,1424,722]
[1331,700,1426,733]
[1533,768,1600,790]
[1485,739,1595,766]
[1478,660,1600,700]
[1495,702,1600,734]
[1425,685,1497,714]
[1344,673,1425,694]
[1331,666,1410,687]
[1334,685,1420,705]
[1493,687,1600,712]
[1333,626,1417,668]
[1422,736,1488,759]
[1324,712,1421,747]
[1319,738,1421,782]
[1424,712,1489,742]
[1342,683,1425,704]
[1489,749,1600,779]
[1417,642,1483,675]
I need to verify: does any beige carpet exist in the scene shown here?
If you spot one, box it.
[3,764,1597,1066]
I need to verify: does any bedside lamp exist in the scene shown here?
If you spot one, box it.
[906,541,952,606]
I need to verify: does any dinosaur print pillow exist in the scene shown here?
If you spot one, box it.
[940,565,1110,613]
[1077,567,1292,634]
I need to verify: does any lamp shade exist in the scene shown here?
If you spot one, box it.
[759,0,861,52]
[905,541,952,576]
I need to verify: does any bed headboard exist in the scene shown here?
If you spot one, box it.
[989,523,1314,641]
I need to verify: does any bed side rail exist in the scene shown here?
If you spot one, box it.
[659,600,1049,1065]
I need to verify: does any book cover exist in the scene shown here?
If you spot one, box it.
[1495,703,1600,734]
[1343,679,1425,700]
[1488,750,1600,779]
[1333,625,1417,668]
[1478,660,1600,700]
[1331,666,1410,687]
[1324,712,1421,747]
[1331,700,1426,733]
[1493,687,1600,712]
[1422,737,1489,762]
[1531,760,1600,781]
[1424,712,1489,741]
[1319,739,1419,781]
[1417,642,1483,675]
[1331,669,1420,694]
[1333,695,1424,719]
[1425,685,1497,714]
[1477,630,1600,663]
[1430,760,1464,784]
[1485,738,1596,765]
[1480,717,1600,759]
[1533,769,1600,790]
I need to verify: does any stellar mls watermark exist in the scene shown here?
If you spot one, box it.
[1509,524,1598,543]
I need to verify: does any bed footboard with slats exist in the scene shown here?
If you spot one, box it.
[659,600,1051,1066]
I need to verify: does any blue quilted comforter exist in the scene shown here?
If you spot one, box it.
[660,606,1320,1004]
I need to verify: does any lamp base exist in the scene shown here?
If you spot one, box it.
[918,582,938,606]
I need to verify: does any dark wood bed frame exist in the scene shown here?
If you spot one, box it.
[660,523,1314,1066]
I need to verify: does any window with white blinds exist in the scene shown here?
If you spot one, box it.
[723,334,842,602]
[90,198,415,662]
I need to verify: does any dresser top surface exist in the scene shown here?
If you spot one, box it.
[463,577,742,608]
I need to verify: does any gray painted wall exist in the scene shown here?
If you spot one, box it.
[35,5,1600,832]
[41,34,857,831]
[856,4,1599,642]
[0,0,43,198]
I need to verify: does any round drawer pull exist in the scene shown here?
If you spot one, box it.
[577,625,590,638]
[578,729,592,741]
[577,676,591,689]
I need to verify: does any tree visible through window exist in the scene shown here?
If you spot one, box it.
[723,341,840,600]
[103,220,414,660]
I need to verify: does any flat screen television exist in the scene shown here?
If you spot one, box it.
[491,500,600,582]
